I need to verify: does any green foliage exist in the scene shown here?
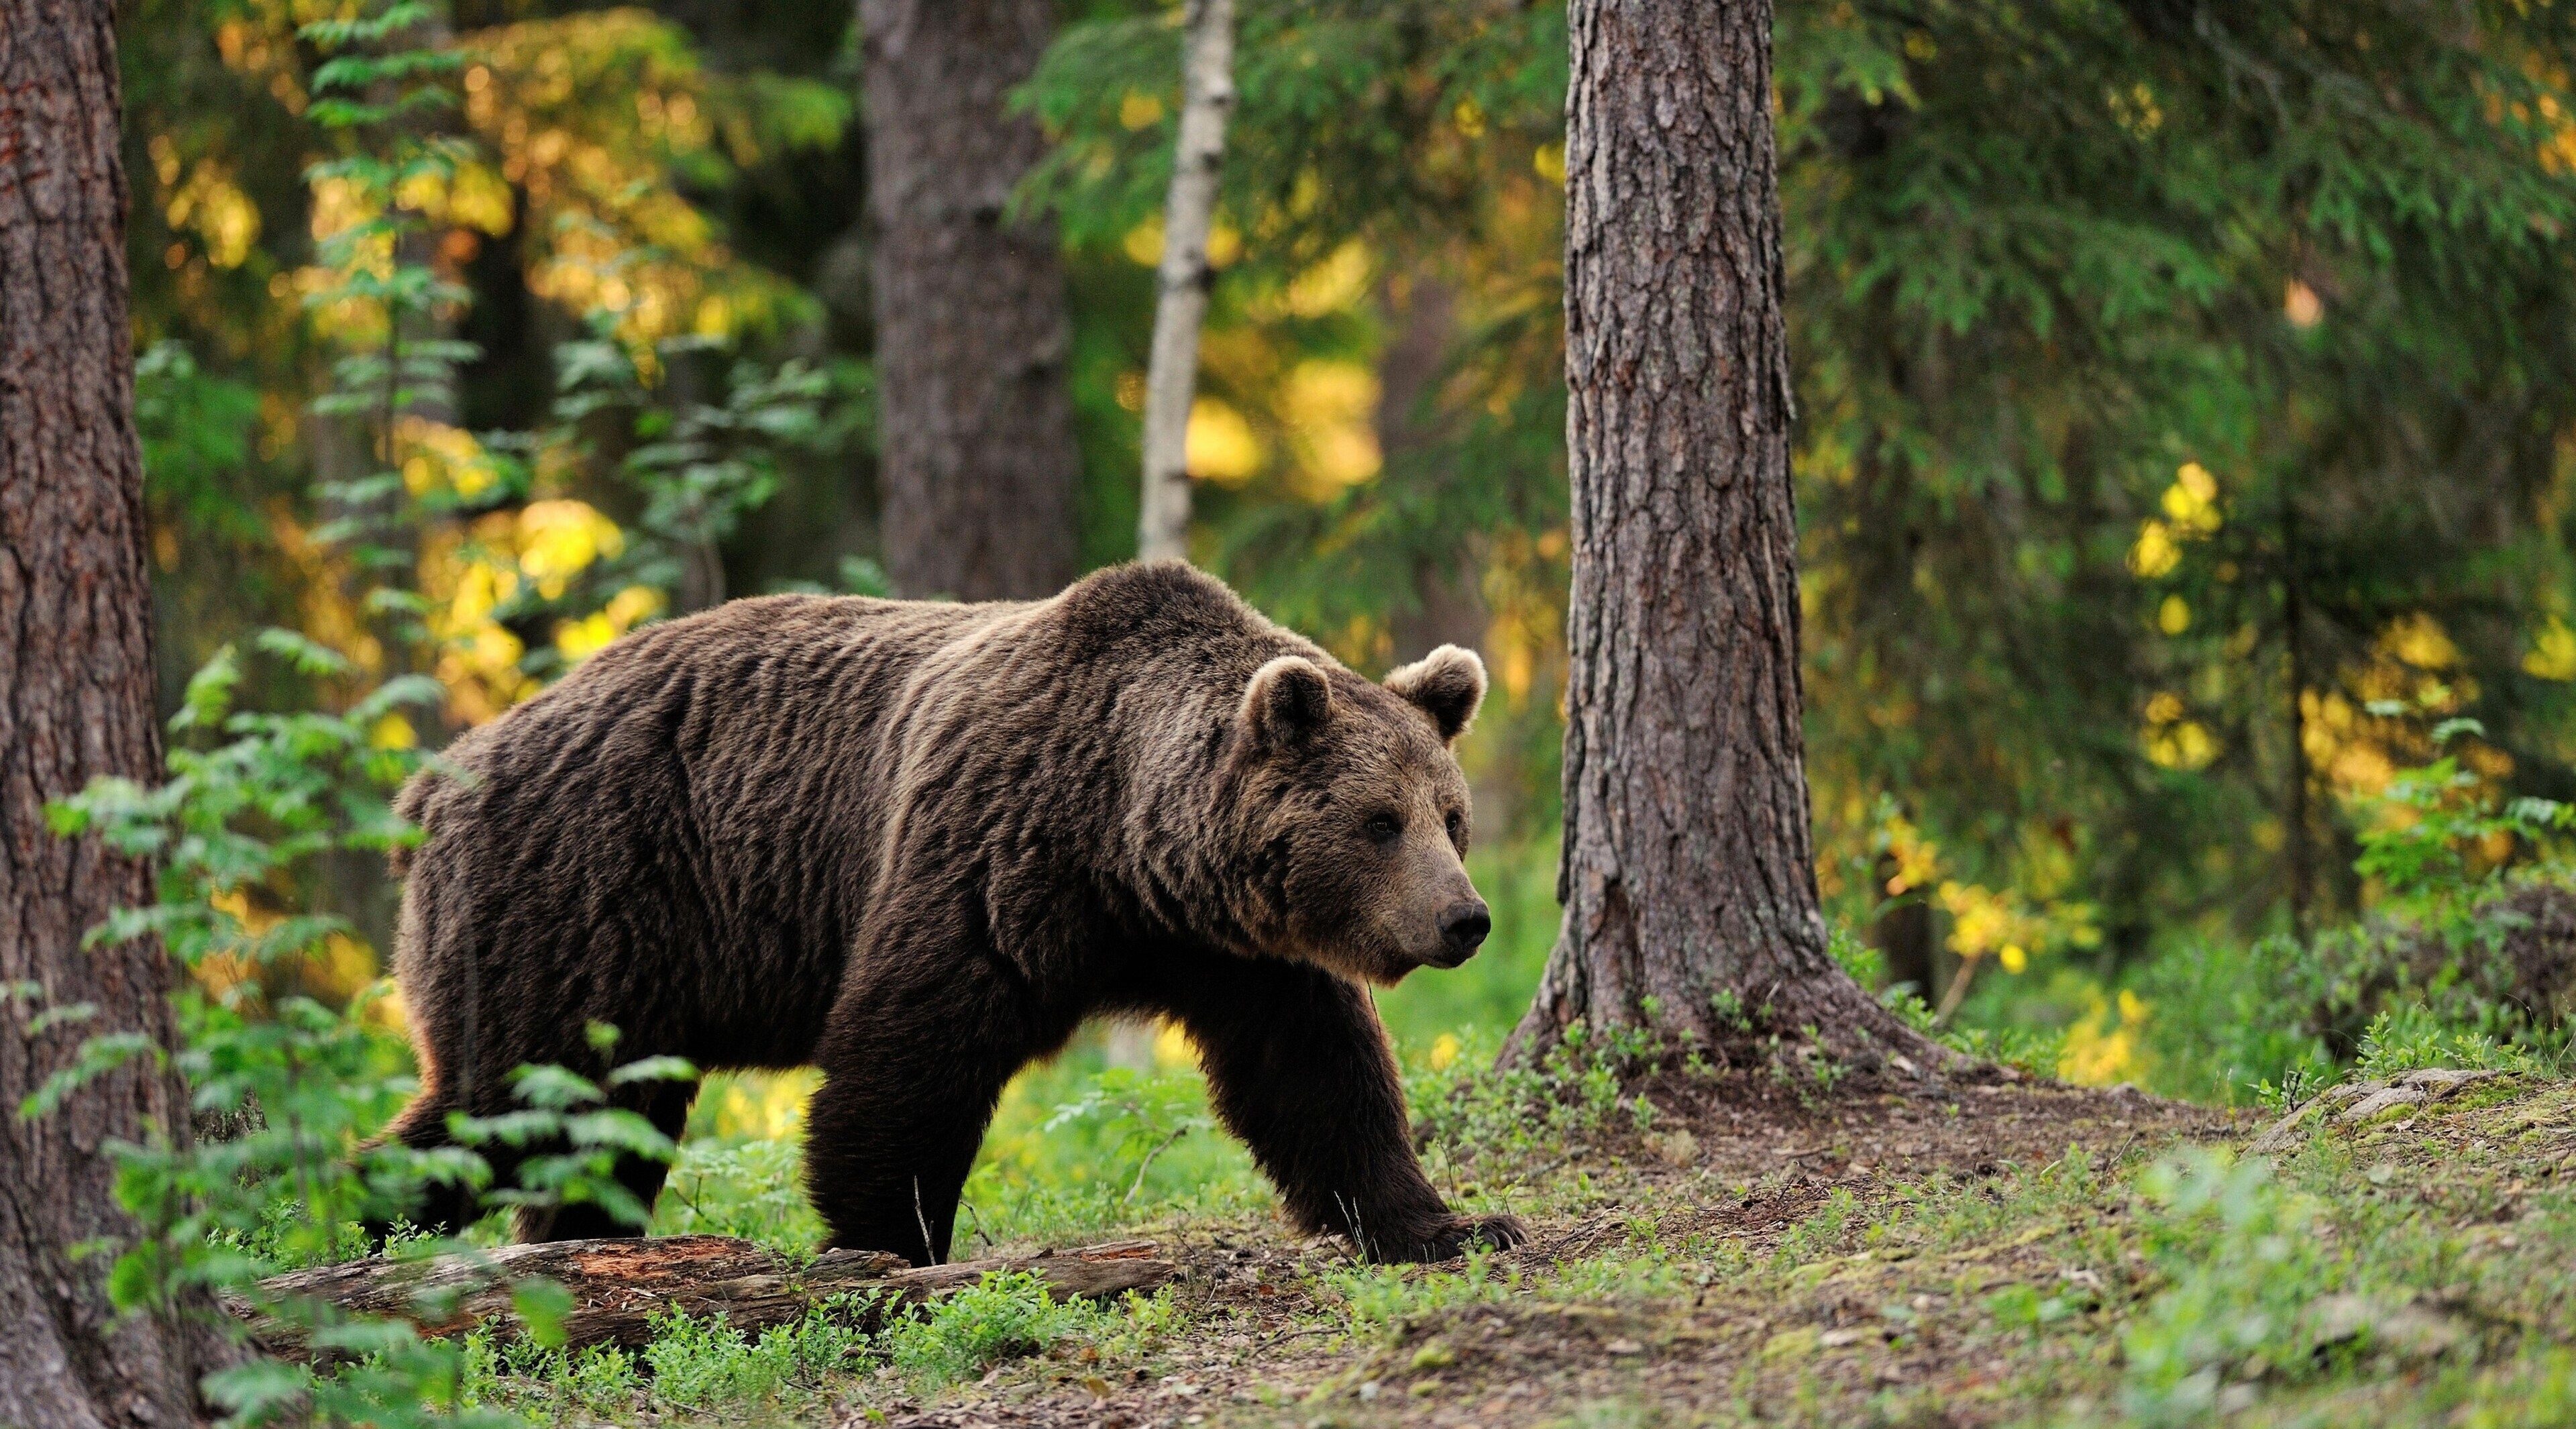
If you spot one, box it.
[34,641,468,1426]
[963,1054,1267,1251]
[535,327,843,623]
[2133,932,2337,1106]
[2102,729,2576,1102]
[135,341,266,543]
[453,1038,698,1234]
[1935,1022,2068,1083]
[33,639,690,1426]
[2135,873,2576,1104]
[464,1337,643,1422]
[2352,720,2575,910]
[1313,1244,1523,1337]
[2351,1006,2548,1083]
[2119,1151,2357,1424]
[640,1298,873,1409]
[1786,0,2576,959]
[880,1270,1088,1389]
[299,3,473,602]
[1022,1,1566,266]
[656,1134,826,1249]
[1409,1018,1660,1167]
[1041,1065,1215,1209]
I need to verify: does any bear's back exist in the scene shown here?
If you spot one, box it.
[389,566,1311,1064]
[393,594,1026,1063]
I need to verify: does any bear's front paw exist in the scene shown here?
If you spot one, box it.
[1380,1212,1529,1264]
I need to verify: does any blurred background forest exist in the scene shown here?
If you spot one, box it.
[118,0,2576,1118]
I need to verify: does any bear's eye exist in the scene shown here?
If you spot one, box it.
[1444,809,1464,841]
[1364,812,1401,844]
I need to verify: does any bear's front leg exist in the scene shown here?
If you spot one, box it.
[1155,951,1525,1263]
[804,945,1040,1266]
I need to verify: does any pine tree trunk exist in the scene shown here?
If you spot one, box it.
[1509,0,1946,1072]
[0,3,236,1423]
[1135,0,1236,565]
[861,0,1081,600]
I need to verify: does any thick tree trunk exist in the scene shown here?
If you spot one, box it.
[227,1236,1175,1359]
[1136,0,1236,564]
[1509,0,1944,1071]
[0,4,236,1424]
[861,0,1081,600]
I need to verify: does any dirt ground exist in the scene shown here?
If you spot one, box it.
[861,1073,2250,1428]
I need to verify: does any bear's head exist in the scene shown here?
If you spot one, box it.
[1230,644,1492,985]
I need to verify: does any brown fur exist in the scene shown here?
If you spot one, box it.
[377,560,1521,1263]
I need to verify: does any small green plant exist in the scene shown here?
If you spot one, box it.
[2251,1061,2324,1116]
[1043,1065,1216,1208]
[1313,1243,1524,1338]
[656,1134,825,1248]
[2351,717,2573,914]
[1984,1281,2080,1338]
[1935,1022,2065,1079]
[2351,1005,2544,1080]
[881,1269,1087,1388]
[2118,1150,2353,1424]
[641,1297,873,1409]
[464,1336,645,1420]
[449,1022,696,1233]
[1710,987,1751,1033]
[1411,1016,1672,1173]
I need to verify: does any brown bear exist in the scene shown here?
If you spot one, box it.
[377,560,1523,1264]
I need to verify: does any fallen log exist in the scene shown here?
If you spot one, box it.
[222,1236,1175,1359]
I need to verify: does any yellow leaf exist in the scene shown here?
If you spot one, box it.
[2526,617,2576,681]
[2128,519,2180,578]
[1185,399,1263,482]
[1119,91,1165,131]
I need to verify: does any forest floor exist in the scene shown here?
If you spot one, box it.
[458,1058,2576,1429]
[867,1071,2244,1428]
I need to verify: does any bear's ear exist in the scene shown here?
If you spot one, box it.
[1384,645,1487,743]
[1240,655,1334,745]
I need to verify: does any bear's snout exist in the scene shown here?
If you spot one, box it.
[1432,898,1491,965]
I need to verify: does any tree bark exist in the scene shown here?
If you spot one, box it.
[861,0,1082,600]
[1509,0,1944,1071]
[1136,0,1236,565]
[0,3,236,1424]
[226,1236,1175,1359]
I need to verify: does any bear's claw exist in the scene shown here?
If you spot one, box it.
[1381,1212,1529,1263]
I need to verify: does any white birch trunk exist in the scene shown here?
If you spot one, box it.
[1134,0,1236,564]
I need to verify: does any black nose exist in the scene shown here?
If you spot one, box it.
[1438,900,1491,959]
